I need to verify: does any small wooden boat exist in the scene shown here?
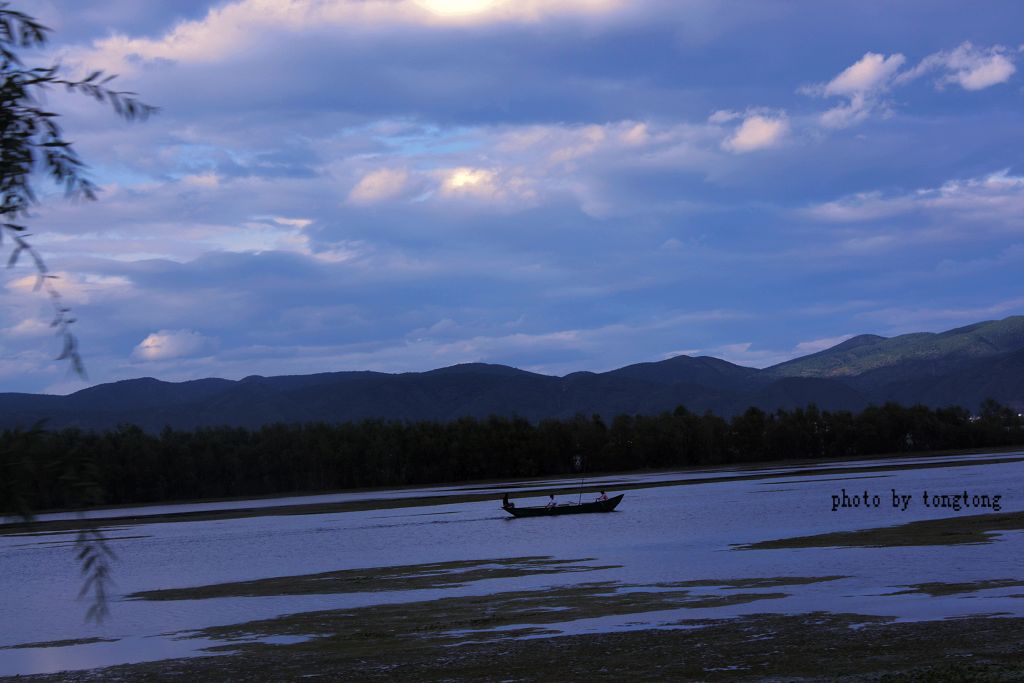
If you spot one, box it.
[502,494,623,518]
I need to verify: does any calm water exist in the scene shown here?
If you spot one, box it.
[2,451,1023,677]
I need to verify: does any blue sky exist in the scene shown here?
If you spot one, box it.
[4,0,1024,393]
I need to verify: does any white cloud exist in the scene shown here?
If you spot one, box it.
[438,166,499,198]
[4,319,52,338]
[64,0,630,75]
[494,120,686,166]
[696,334,862,368]
[794,335,855,354]
[803,191,913,223]
[132,329,214,360]
[857,298,1024,330]
[413,0,622,22]
[811,52,905,129]
[805,169,1024,226]
[181,172,220,188]
[819,93,872,129]
[272,216,314,229]
[0,349,61,383]
[348,168,410,205]
[696,342,792,368]
[823,52,906,97]
[337,119,727,214]
[950,51,1015,90]
[808,44,1015,129]
[620,122,649,146]
[899,42,1016,91]
[435,166,537,204]
[5,272,133,305]
[721,113,789,153]
[547,125,609,165]
[798,170,1024,259]
[707,109,741,124]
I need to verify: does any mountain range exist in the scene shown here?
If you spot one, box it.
[3,316,1024,432]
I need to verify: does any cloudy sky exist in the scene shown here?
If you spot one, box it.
[4,0,1024,393]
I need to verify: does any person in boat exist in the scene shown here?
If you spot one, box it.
[546,494,557,508]
[596,491,609,502]
[502,493,514,509]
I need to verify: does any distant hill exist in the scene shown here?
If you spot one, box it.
[766,316,1024,382]
[2,316,1023,432]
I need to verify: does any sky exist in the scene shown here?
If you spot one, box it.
[3,0,1024,394]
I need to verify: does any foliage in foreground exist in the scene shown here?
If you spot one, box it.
[2,399,1022,512]
[1,1,155,621]
[1,3,155,376]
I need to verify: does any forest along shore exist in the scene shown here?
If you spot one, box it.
[3,401,1022,516]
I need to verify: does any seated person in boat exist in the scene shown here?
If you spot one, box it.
[502,493,514,509]
[596,491,609,502]
[546,494,557,508]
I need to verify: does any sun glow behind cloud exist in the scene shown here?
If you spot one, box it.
[62,0,630,75]
[415,0,499,16]
[412,0,623,21]
[443,167,495,191]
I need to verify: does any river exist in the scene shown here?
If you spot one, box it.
[2,450,1022,677]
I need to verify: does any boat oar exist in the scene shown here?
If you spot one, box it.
[574,454,584,505]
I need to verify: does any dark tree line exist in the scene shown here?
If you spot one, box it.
[2,399,1022,513]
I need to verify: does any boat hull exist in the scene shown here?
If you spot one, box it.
[503,494,623,518]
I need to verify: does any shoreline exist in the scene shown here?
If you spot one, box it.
[4,448,1022,535]
[10,443,1023,517]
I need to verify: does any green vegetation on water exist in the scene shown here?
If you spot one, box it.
[739,510,1024,549]
[13,587,1024,681]
[125,555,844,603]
[127,556,618,601]
[889,580,1024,597]
[0,638,117,651]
